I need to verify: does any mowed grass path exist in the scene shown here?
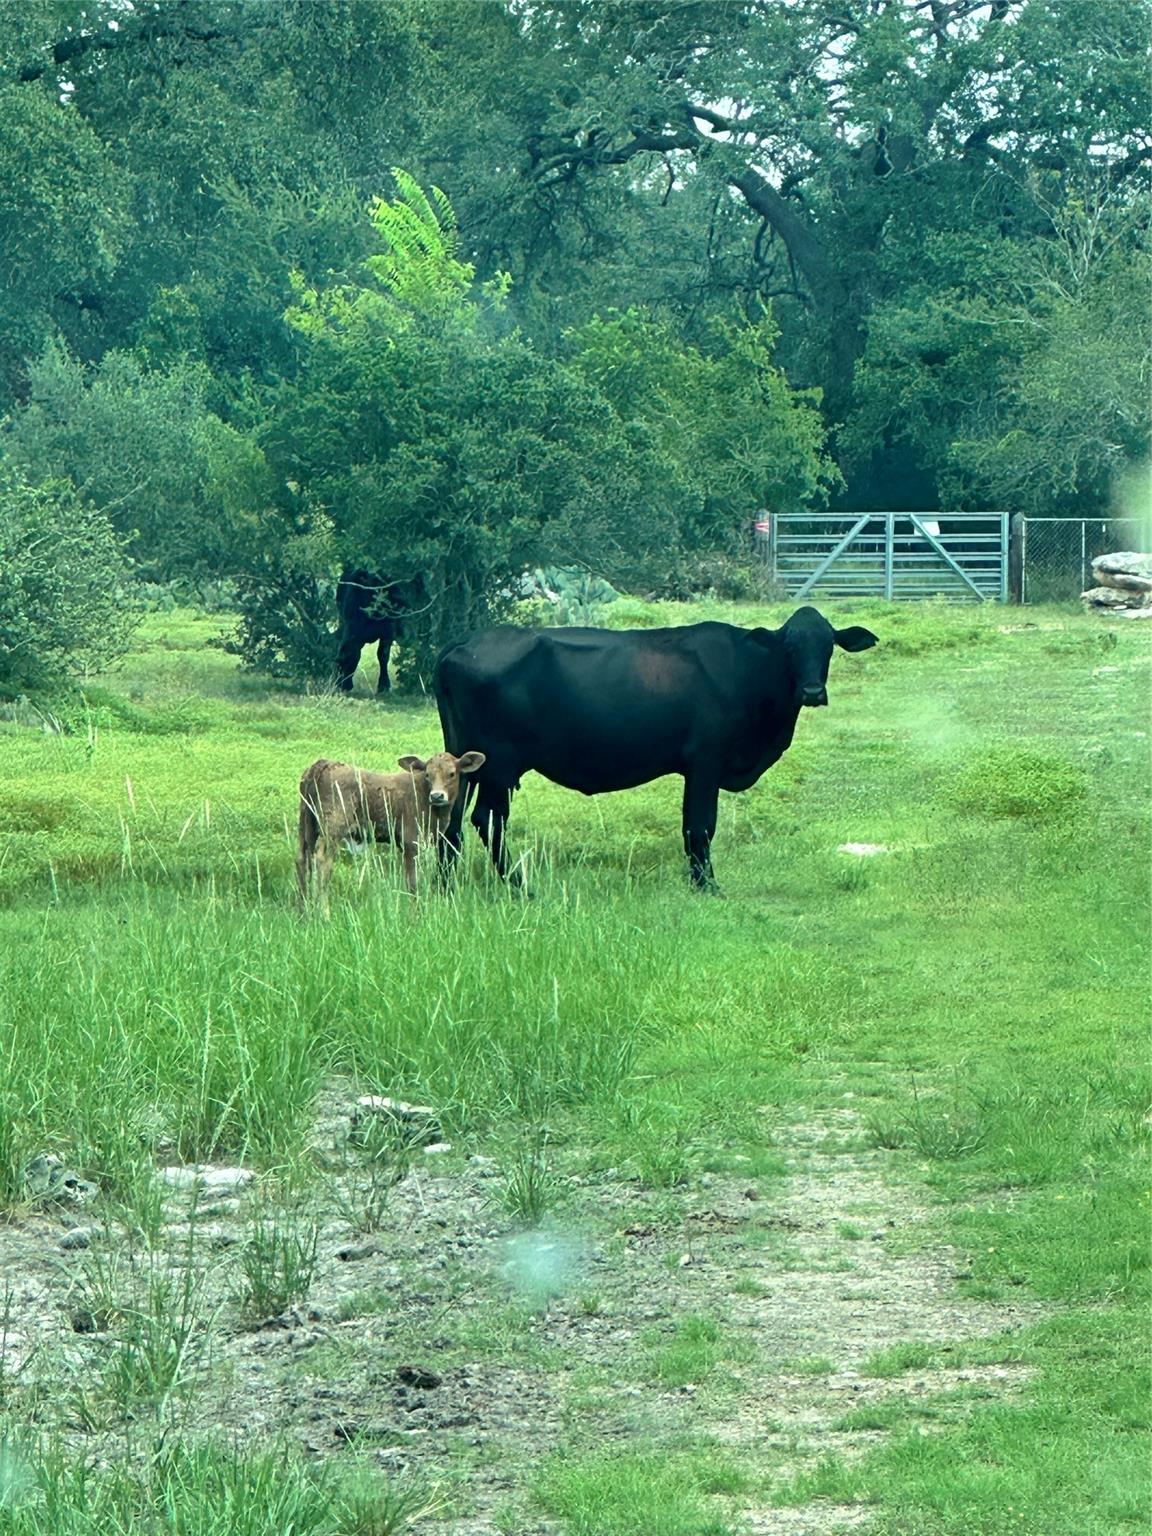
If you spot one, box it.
[0,598,1147,1534]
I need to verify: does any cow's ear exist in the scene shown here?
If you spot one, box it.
[456,751,486,773]
[835,625,878,652]
[748,627,779,648]
[398,755,426,772]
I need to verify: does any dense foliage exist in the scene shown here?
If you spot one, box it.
[0,1,1147,685]
[0,466,136,696]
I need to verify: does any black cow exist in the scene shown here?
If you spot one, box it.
[435,605,878,888]
[334,569,410,694]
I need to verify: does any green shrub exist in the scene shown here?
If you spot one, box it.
[946,745,1090,820]
[0,464,138,698]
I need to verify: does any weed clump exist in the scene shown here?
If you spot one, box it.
[946,746,1089,821]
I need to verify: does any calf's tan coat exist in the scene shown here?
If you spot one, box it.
[297,751,484,902]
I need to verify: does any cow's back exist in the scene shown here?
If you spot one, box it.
[336,570,411,642]
[435,624,754,794]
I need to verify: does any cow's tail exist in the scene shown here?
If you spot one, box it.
[432,661,481,843]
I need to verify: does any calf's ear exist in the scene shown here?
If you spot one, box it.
[398,755,427,772]
[456,751,486,773]
[835,625,878,652]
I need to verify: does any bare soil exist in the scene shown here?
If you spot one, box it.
[0,1099,1044,1534]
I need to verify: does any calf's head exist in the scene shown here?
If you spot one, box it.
[782,606,877,708]
[397,750,486,808]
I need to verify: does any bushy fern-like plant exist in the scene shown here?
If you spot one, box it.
[366,168,475,313]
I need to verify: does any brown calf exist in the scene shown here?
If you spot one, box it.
[297,751,485,903]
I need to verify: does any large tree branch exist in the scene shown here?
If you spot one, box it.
[729,164,845,310]
[531,105,845,315]
[17,15,252,83]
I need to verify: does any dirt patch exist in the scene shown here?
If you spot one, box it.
[0,1103,1042,1533]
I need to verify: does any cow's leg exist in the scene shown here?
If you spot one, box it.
[681,775,720,890]
[375,636,392,695]
[472,784,515,882]
[439,779,475,884]
[334,634,362,694]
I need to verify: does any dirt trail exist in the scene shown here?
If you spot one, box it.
[0,1102,1042,1535]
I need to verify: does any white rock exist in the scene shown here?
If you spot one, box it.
[158,1165,253,1192]
[837,843,890,856]
[1092,551,1152,578]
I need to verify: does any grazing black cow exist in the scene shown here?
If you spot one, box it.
[334,569,412,694]
[434,606,877,888]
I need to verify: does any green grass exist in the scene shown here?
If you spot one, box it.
[0,597,1148,1532]
[643,1313,750,1388]
[0,1442,443,1534]
[775,1311,1148,1536]
[537,1449,742,1535]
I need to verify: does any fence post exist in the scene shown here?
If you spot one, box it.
[884,514,894,599]
[1009,513,1024,602]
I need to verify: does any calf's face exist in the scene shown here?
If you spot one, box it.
[397,750,486,808]
[782,606,878,708]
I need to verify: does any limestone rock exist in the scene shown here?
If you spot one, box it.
[1081,584,1150,609]
[1084,552,1152,612]
[1092,551,1152,579]
[158,1164,254,1193]
[24,1155,96,1207]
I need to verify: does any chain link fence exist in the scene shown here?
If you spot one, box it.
[1017,517,1147,604]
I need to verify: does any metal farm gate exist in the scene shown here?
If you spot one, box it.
[762,513,1008,603]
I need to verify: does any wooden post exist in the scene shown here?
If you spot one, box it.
[1009,513,1024,603]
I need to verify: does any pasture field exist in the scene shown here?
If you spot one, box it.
[0,597,1147,1535]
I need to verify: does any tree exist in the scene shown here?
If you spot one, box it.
[568,307,837,551]
[0,463,137,697]
[0,76,127,401]
[425,0,1152,502]
[3,1,432,401]
[232,176,688,684]
[945,189,1150,512]
[844,179,1151,513]
[5,342,273,579]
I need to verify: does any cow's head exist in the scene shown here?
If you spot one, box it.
[781,606,877,707]
[398,750,486,808]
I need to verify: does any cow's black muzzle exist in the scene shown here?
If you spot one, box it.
[800,686,828,707]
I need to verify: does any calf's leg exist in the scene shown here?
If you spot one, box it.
[295,845,312,901]
[401,838,420,893]
[301,835,336,915]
